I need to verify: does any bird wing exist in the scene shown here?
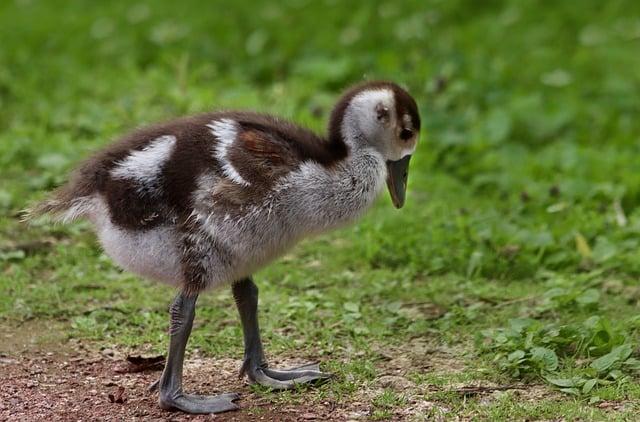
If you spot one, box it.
[217,125,302,189]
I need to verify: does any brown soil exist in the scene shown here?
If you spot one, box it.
[0,322,358,421]
[0,322,459,421]
[0,350,348,421]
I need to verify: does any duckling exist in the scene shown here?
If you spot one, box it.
[28,80,421,414]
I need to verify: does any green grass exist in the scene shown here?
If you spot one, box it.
[1,0,640,420]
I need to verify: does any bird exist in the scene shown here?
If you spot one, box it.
[27,80,421,414]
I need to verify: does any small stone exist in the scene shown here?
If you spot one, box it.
[101,349,115,357]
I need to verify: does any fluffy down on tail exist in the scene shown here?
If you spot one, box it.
[23,194,95,224]
[22,165,99,224]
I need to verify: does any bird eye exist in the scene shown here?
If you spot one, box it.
[400,128,413,140]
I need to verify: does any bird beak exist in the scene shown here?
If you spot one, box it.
[386,155,411,209]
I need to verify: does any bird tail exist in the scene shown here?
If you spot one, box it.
[22,194,94,224]
[21,170,98,224]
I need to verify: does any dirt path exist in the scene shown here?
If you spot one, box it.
[0,349,345,421]
[0,321,353,421]
[0,322,439,420]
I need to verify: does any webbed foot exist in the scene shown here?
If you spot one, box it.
[159,391,240,414]
[242,360,333,389]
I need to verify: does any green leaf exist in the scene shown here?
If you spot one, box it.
[508,350,525,362]
[607,369,624,380]
[582,378,597,394]
[484,109,512,144]
[623,357,640,370]
[590,344,633,373]
[576,289,600,306]
[531,346,558,372]
[592,236,618,263]
[545,377,577,388]
[583,316,602,329]
[343,302,360,313]
[509,318,534,333]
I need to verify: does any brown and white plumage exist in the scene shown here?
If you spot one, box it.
[32,81,420,294]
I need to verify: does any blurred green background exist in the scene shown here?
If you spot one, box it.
[2,0,640,278]
[1,0,640,419]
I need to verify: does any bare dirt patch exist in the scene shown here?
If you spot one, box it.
[375,337,466,376]
[0,349,347,421]
[0,319,351,421]
[0,320,439,420]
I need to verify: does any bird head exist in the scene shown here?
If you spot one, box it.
[329,81,421,208]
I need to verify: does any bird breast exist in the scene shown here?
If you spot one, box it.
[192,147,387,274]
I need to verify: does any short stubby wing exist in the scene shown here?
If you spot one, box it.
[205,117,303,201]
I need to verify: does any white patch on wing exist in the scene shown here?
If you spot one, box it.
[110,135,177,192]
[207,119,251,186]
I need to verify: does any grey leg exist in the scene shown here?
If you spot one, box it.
[232,278,332,389]
[157,291,239,414]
